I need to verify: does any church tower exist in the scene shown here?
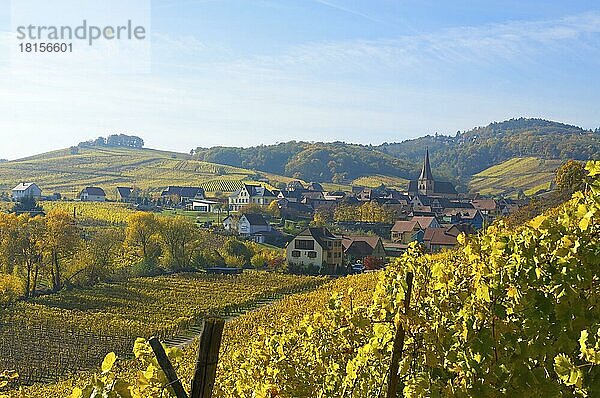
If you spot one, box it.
[418,149,434,195]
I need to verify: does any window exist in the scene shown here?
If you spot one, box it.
[307,251,317,258]
[291,250,300,258]
[295,239,314,250]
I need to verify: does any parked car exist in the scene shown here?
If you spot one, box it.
[351,264,365,274]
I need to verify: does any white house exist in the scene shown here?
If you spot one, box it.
[286,227,343,274]
[223,216,237,232]
[12,183,42,199]
[79,187,107,202]
[222,213,273,243]
[238,214,271,236]
[229,184,277,211]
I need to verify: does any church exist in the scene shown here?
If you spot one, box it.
[407,149,458,198]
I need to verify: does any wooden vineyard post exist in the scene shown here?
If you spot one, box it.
[386,271,414,398]
[191,318,225,398]
[149,337,189,398]
[149,318,225,398]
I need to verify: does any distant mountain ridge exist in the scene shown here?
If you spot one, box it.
[377,118,599,179]
[191,141,415,184]
[191,118,600,186]
[1,118,597,198]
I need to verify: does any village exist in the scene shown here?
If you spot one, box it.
[3,150,521,275]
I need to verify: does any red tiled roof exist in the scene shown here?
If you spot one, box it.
[391,216,437,233]
[472,199,498,211]
[423,226,461,246]
[341,236,381,250]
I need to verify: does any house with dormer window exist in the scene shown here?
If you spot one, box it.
[228,184,277,211]
[391,216,440,243]
[286,227,343,274]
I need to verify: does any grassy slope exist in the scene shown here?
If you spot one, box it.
[468,157,562,197]
[0,144,567,200]
[353,174,410,189]
[0,147,298,198]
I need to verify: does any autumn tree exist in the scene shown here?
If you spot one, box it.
[0,213,45,297]
[334,202,395,223]
[267,200,281,218]
[312,210,327,227]
[70,228,125,285]
[221,238,253,266]
[555,160,586,197]
[125,212,160,265]
[11,196,43,215]
[20,215,45,297]
[239,203,266,215]
[44,210,80,292]
[158,216,200,271]
[0,213,20,275]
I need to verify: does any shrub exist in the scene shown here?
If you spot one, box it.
[201,249,226,268]
[0,274,24,305]
[221,238,253,263]
[223,254,246,268]
[251,252,269,268]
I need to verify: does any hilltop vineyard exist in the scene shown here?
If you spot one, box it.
[199,179,244,193]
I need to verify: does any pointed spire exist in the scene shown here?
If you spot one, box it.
[419,148,433,180]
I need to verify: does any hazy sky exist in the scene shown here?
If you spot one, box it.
[1,0,600,159]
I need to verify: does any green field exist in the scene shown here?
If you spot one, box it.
[161,208,226,223]
[468,157,563,197]
[0,146,297,198]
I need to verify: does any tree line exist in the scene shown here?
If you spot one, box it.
[0,210,284,305]
[191,141,414,184]
[77,134,144,149]
[191,118,600,187]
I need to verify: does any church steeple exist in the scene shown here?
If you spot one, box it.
[419,148,433,181]
[418,148,434,195]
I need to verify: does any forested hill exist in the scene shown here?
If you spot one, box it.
[191,118,600,184]
[191,142,416,183]
[376,118,600,178]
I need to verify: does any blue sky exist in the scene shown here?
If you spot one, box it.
[1,0,600,159]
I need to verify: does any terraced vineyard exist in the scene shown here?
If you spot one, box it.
[41,201,139,225]
[11,272,376,398]
[468,157,563,197]
[0,147,295,197]
[199,179,244,193]
[0,271,323,385]
[352,174,410,189]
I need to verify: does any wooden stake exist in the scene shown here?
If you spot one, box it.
[149,337,189,398]
[191,318,225,398]
[386,271,414,398]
